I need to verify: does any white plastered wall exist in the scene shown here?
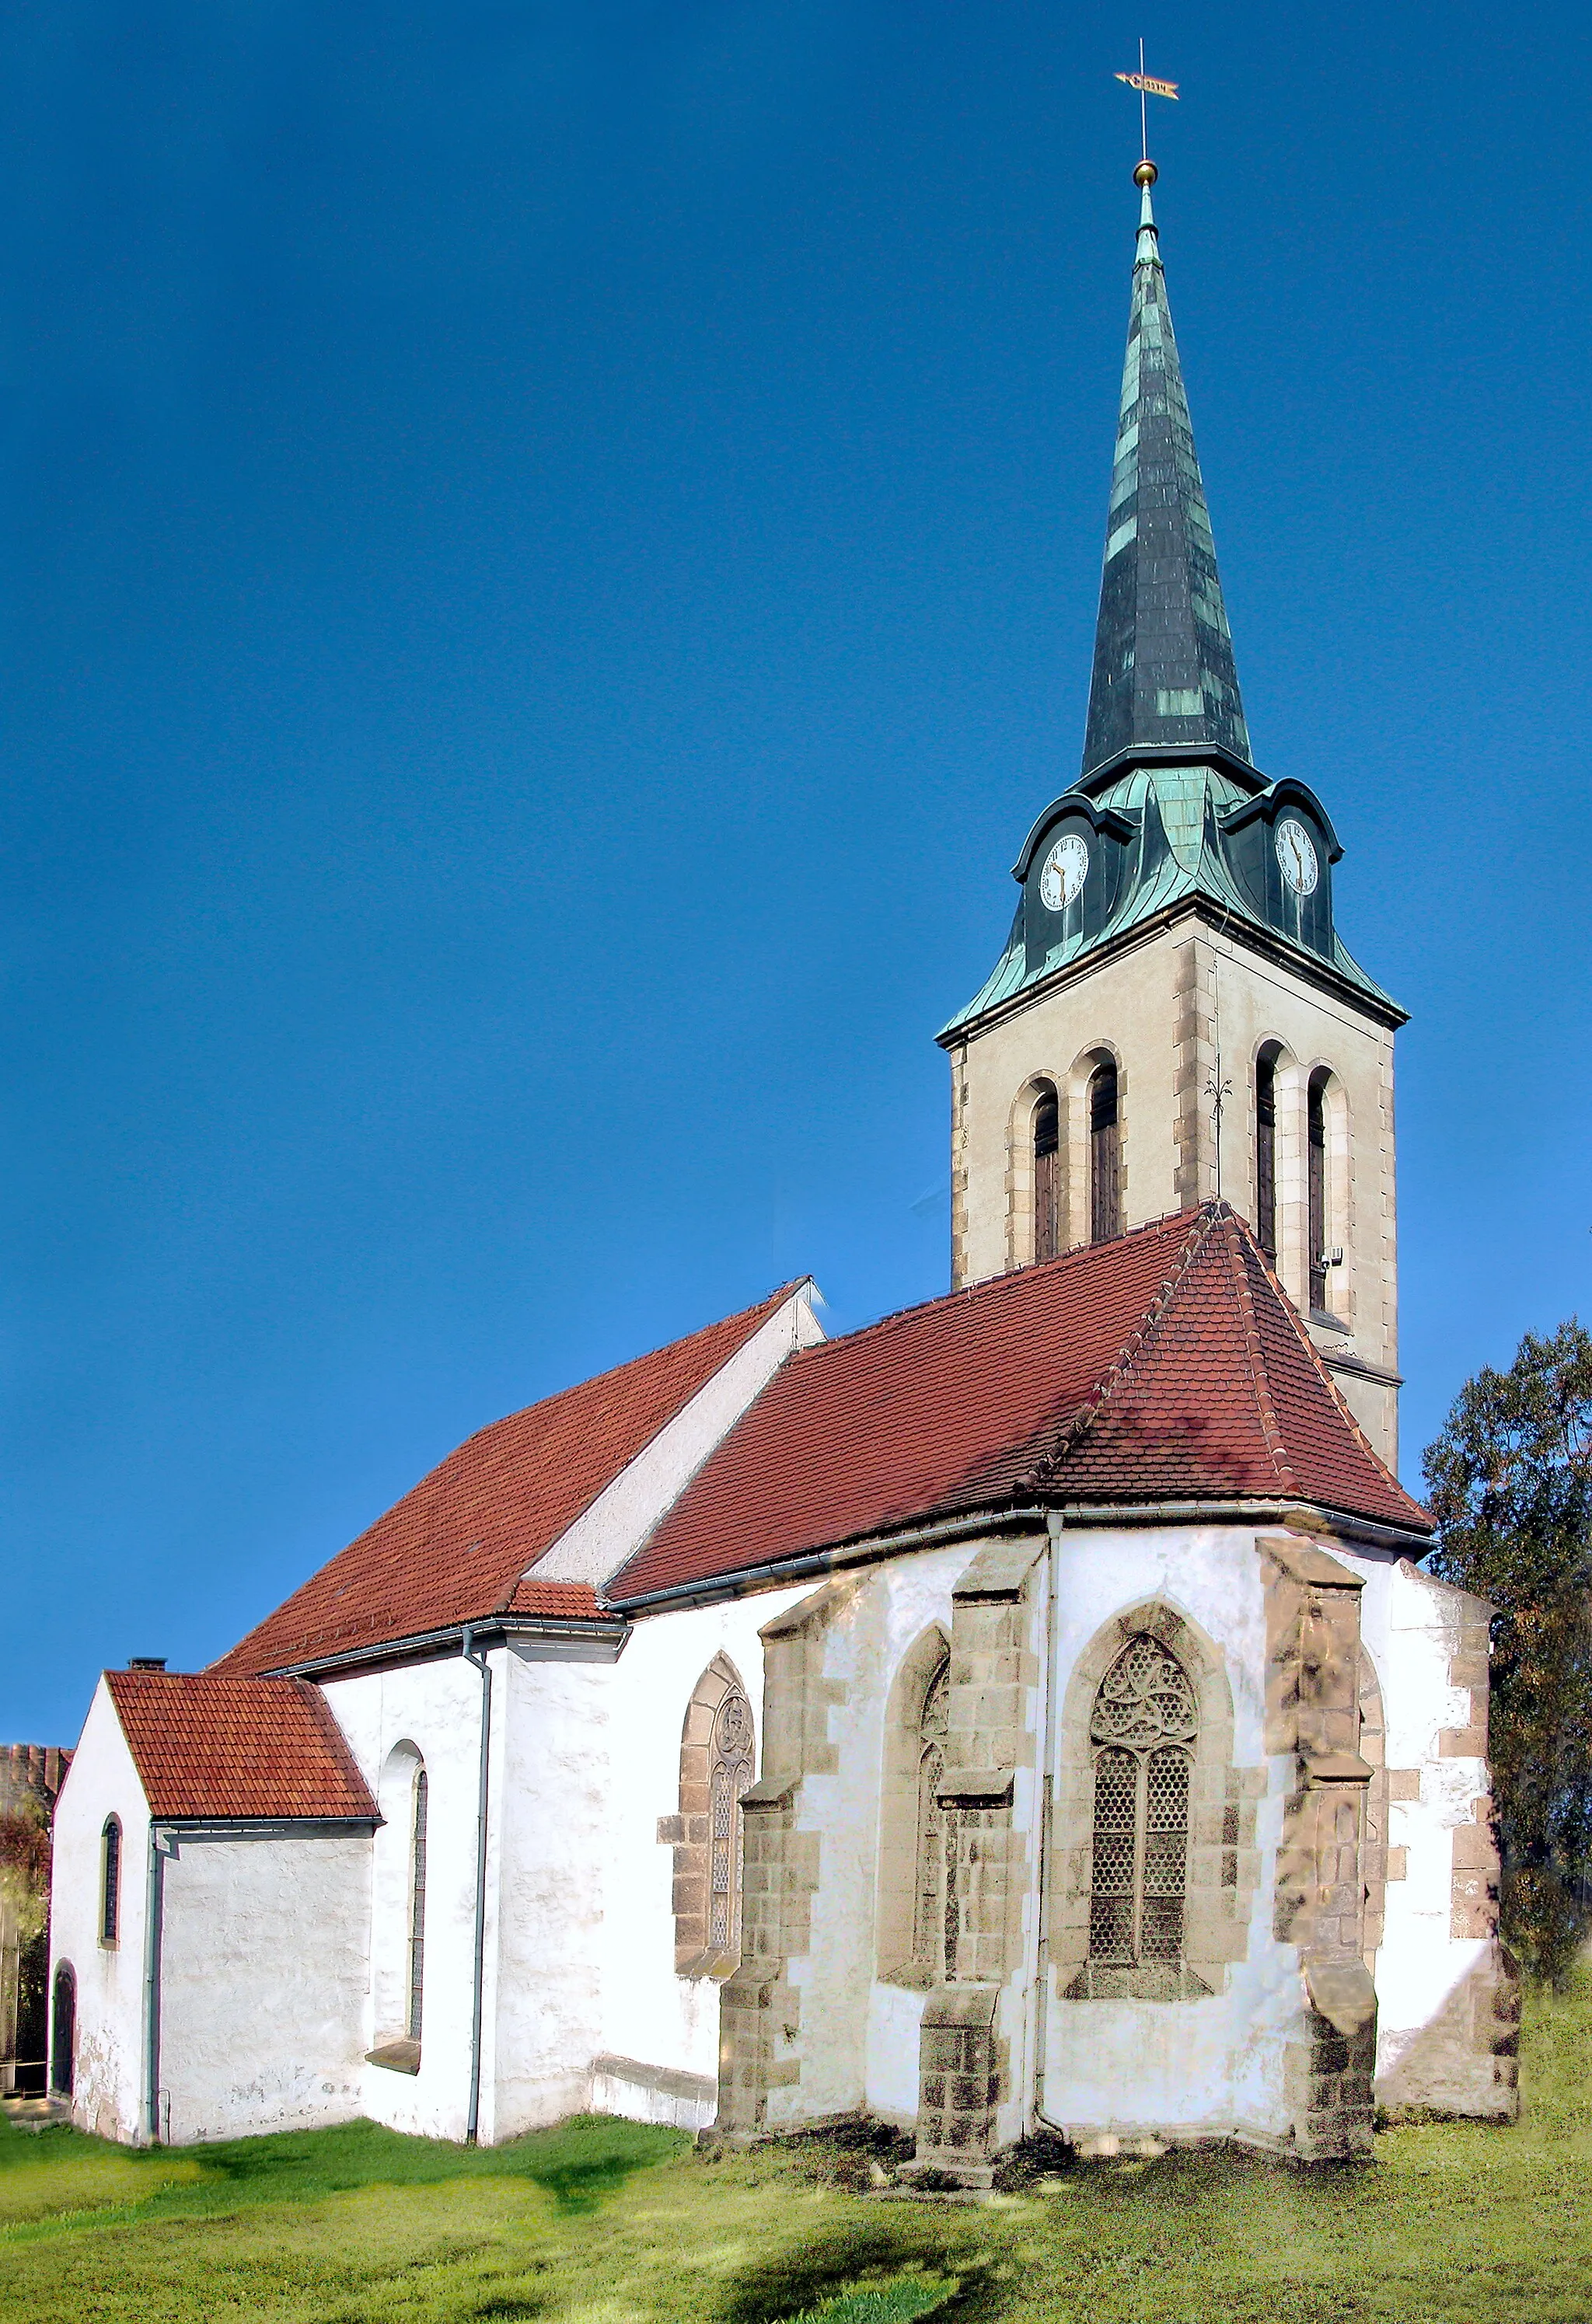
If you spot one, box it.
[490,1589,808,2141]
[1035,1524,1298,2144]
[156,1830,372,2144]
[48,1680,152,2141]
[1363,1554,1496,2081]
[319,1652,504,2141]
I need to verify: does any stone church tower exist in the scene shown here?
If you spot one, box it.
[941,163,1403,1466]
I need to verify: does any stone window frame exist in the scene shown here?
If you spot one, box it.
[875,1625,951,1991]
[658,1652,755,1980]
[1051,1598,1259,2003]
[1005,1079,1060,1273]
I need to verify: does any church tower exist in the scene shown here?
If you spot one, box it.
[941,163,1404,1466]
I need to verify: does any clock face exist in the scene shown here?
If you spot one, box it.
[1275,818,1319,897]
[1039,832,1089,913]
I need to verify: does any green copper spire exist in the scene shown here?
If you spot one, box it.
[1081,163,1251,777]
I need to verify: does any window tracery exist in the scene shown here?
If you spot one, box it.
[708,1692,754,1954]
[913,1659,949,1975]
[1088,1636,1196,1970]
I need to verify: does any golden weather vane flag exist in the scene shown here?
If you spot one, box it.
[1115,40,1178,163]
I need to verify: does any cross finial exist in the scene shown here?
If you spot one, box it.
[1115,39,1178,182]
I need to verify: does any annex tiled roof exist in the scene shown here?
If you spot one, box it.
[105,1671,378,1821]
[216,1286,800,1675]
[609,1206,1429,1601]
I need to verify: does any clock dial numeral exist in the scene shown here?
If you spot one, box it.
[1039,833,1090,913]
[1275,818,1319,898]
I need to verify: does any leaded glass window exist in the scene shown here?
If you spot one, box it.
[709,1692,754,1953]
[913,1659,949,1973]
[1088,1637,1196,1967]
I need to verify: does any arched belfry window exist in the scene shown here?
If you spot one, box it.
[407,1767,428,2043]
[1307,1069,1330,1312]
[708,1691,754,1954]
[1032,1085,1060,1262]
[100,1817,121,1948]
[913,1659,950,1975]
[1255,1045,1280,1262]
[1088,1636,1197,1973]
[1088,1059,1121,1243]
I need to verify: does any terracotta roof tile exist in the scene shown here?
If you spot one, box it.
[610,1206,1428,1600]
[105,1672,378,1821]
[215,1286,798,1674]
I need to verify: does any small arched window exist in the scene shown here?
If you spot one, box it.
[1307,1068,1330,1312]
[1032,1084,1060,1262]
[407,1768,428,2043]
[1088,1636,1197,1969]
[913,1659,950,1977]
[100,1817,121,1948]
[1255,1046,1280,1261]
[1088,1059,1121,1243]
[708,1692,755,1954]
[51,1962,75,2096]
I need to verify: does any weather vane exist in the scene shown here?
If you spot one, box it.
[1115,40,1178,175]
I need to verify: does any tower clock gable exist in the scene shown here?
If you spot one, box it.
[941,163,1405,1468]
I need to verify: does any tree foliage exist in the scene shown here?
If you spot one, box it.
[0,1799,51,1950]
[1423,1320,1592,1984]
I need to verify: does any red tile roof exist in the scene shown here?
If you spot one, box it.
[215,1285,801,1675]
[609,1206,1429,1600]
[105,1671,378,1820]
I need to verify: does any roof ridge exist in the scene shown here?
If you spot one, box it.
[1218,1210,1298,1492]
[1028,1203,1218,1485]
[1241,1223,1422,1507]
[790,1207,1199,1367]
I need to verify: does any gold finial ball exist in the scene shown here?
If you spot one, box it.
[1133,159,1158,188]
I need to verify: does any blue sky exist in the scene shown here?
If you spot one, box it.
[5,2,1590,1744]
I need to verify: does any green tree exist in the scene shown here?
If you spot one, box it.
[1423,1320,1592,1984]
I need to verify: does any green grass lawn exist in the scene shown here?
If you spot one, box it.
[2,1970,1587,2324]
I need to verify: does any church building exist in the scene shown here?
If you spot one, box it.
[49,164,1518,2173]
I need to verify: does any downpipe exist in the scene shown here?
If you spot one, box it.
[141,1826,168,2145]
[462,1624,494,2146]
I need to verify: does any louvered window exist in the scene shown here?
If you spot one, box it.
[1089,1061,1121,1243]
[708,1693,754,1953]
[1033,1087,1060,1262]
[1255,1049,1278,1261]
[1307,1070,1329,1312]
[1088,1638,1196,1967]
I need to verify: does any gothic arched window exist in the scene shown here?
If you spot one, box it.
[407,1767,428,2043]
[708,1691,754,1954]
[1307,1068,1330,1312]
[913,1659,950,1975]
[1255,1046,1280,1262]
[1088,1636,1197,1968]
[1088,1059,1121,1243]
[100,1816,121,1948]
[1032,1084,1060,1262]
